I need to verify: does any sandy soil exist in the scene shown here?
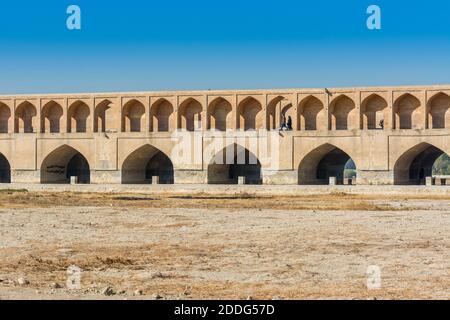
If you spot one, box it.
[0,189,449,300]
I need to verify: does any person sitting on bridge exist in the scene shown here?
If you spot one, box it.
[287,116,293,130]
[280,115,288,131]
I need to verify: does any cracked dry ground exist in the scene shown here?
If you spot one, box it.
[0,190,449,299]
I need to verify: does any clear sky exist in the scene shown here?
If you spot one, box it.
[1,0,450,94]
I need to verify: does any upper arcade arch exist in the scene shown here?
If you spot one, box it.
[150,98,174,132]
[94,99,113,133]
[15,101,37,133]
[329,95,357,130]
[394,93,422,129]
[41,101,63,133]
[266,96,293,131]
[178,98,202,132]
[237,97,263,131]
[68,100,91,133]
[427,92,450,129]
[361,94,388,130]
[207,97,232,131]
[122,99,145,132]
[0,102,11,134]
[298,95,325,131]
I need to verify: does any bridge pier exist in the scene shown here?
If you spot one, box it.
[356,170,394,185]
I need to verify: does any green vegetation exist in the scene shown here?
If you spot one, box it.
[432,153,450,176]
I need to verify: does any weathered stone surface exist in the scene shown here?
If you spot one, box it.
[0,86,449,186]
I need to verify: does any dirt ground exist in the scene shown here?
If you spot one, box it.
[0,189,449,300]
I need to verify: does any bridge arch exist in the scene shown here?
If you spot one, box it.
[150,98,174,132]
[207,97,232,131]
[0,153,11,183]
[0,102,11,134]
[427,92,450,129]
[94,99,113,133]
[122,144,174,184]
[394,93,421,129]
[299,95,325,131]
[122,99,145,132]
[237,97,263,131]
[298,143,357,185]
[41,101,63,133]
[361,94,388,130]
[207,143,262,185]
[178,98,202,131]
[40,145,90,184]
[329,95,357,130]
[68,100,91,133]
[266,96,293,131]
[15,101,36,133]
[393,142,450,185]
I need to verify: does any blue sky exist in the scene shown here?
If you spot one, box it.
[1,0,450,94]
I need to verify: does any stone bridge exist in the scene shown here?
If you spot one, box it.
[0,85,449,186]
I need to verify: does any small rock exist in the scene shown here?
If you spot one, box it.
[272,296,280,300]
[50,282,62,289]
[246,295,253,300]
[17,277,30,286]
[152,293,163,300]
[101,286,115,296]
[133,289,143,296]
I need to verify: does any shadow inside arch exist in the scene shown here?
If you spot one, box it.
[394,142,449,185]
[207,144,262,185]
[0,153,11,183]
[122,144,174,184]
[298,143,356,185]
[41,145,90,184]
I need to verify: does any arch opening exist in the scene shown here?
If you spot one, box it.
[208,144,262,185]
[394,94,421,129]
[0,153,11,183]
[238,97,263,131]
[394,143,450,185]
[428,93,450,129]
[94,100,112,133]
[329,95,356,130]
[0,103,11,134]
[41,101,63,133]
[40,145,90,184]
[122,145,174,184]
[298,144,356,185]
[15,102,36,133]
[68,101,90,133]
[299,96,325,131]
[208,98,231,131]
[266,96,293,130]
[361,94,388,130]
[122,100,145,132]
[178,98,202,131]
[150,99,174,132]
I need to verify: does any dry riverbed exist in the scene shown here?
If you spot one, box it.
[0,189,449,299]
